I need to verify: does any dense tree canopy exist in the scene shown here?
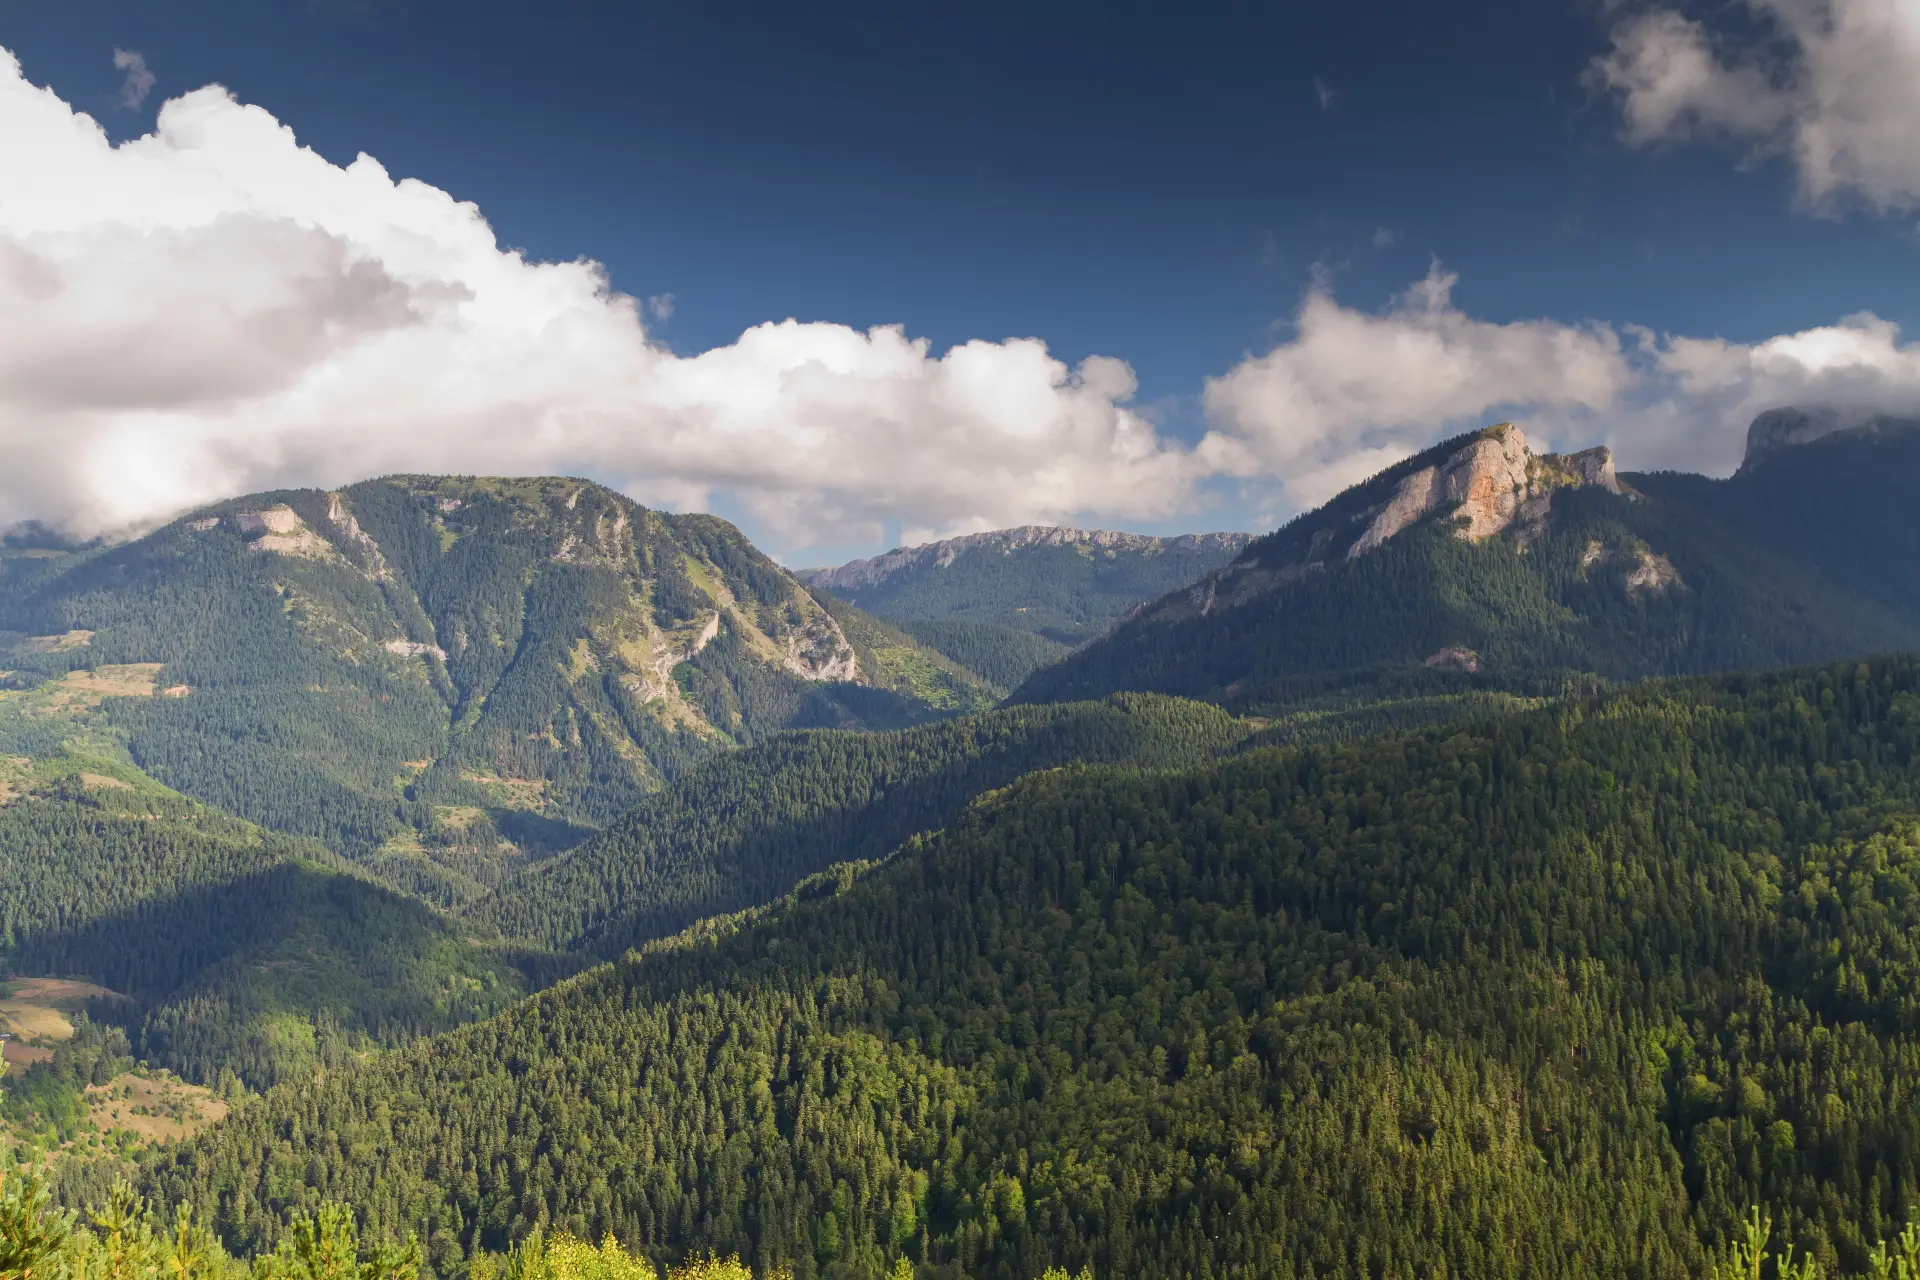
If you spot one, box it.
[136,657,1920,1279]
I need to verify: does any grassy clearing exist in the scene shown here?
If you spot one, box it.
[2,1039,53,1077]
[0,978,129,1047]
[460,770,548,811]
[83,1071,228,1144]
[9,630,95,654]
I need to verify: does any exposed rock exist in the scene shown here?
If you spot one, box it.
[1739,406,1920,472]
[383,639,448,661]
[1424,646,1481,673]
[1625,551,1680,596]
[237,506,336,560]
[1581,538,1681,595]
[186,517,220,533]
[235,507,303,537]
[802,526,1254,594]
[625,611,726,704]
[1557,446,1622,493]
[1741,407,1865,471]
[1348,425,1624,560]
[327,492,391,581]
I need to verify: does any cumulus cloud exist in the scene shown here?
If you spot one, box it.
[112,48,154,110]
[1623,312,1920,471]
[1196,265,1634,505]
[8,43,1920,555]
[1590,0,1920,212]
[0,48,1201,547]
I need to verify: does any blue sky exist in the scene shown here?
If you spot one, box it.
[4,0,1920,561]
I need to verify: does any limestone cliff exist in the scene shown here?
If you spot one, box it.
[1348,425,1622,559]
[1132,425,1627,626]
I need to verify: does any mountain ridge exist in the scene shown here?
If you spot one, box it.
[800,525,1252,595]
[1014,412,1920,713]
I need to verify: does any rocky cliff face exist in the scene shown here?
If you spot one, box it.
[1739,406,1920,472]
[1130,425,1627,625]
[802,526,1253,594]
[1349,426,1622,558]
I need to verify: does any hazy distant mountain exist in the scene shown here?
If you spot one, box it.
[1014,415,1920,713]
[801,525,1251,689]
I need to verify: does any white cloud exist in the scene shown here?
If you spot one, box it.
[1196,261,1920,496]
[1622,312,1920,472]
[0,48,1201,547]
[1371,227,1398,249]
[645,292,675,323]
[112,48,154,110]
[7,44,1919,555]
[1591,0,1920,212]
[1313,77,1339,110]
[1196,265,1634,505]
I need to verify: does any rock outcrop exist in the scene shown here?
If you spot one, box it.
[1348,424,1622,560]
[1739,406,1920,473]
[236,506,335,560]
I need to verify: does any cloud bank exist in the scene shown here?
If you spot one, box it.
[1591,0,1920,212]
[5,42,1920,553]
[0,48,1197,547]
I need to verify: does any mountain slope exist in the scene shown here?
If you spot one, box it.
[145,656,1920,1278]
[1014,419,1920,713]
[471,693,1249,958]
[0,476,989,871]
[801,526,1251,690]
[0,773,533,1091]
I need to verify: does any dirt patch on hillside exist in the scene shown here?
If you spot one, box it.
[35,664,165,715]
[0,978,130,1044]
[3,1039,54,1077]
[15,630,95,654]
[86,1073,228,1143]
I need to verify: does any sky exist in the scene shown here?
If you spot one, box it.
[3,0,1920,564]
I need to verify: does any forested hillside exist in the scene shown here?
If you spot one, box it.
[1015,418,1920,715]
[0,777,535,1093]
[473,694,1248,957]
[802,528,1249,692]
[0,477,988,876]
[144,656,1920,1279]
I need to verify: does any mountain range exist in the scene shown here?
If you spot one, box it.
[1015,416,1920,720]
[7,408,1920,1278]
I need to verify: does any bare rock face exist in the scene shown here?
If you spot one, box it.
[1740,407,1864,472]
[235,506,336,560]
[1349,424,1614,558]
[1424,646,1481,673]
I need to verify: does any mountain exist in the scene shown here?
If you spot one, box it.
[800,526,1251,691]
[0,476,991,885]
[145,656,1920,1277]
[1013,417,1920,715]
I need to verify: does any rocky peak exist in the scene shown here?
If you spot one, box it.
[802,526,1254,593]
[1738,406,1918,472]
[1348,424,1620,560]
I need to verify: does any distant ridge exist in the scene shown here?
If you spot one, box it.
[800,524,1253,688]
[799,525,1252,595]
